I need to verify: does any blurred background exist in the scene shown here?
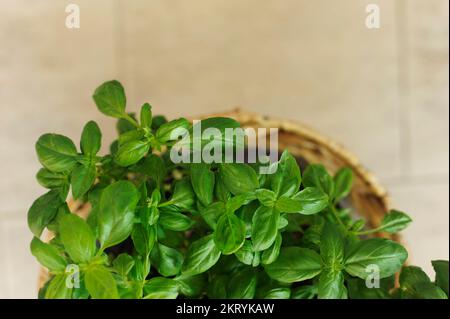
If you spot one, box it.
[0,0,448,298]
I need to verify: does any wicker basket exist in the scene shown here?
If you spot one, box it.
[38,109,400,290]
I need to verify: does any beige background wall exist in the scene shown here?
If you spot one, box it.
[0,0,448,298]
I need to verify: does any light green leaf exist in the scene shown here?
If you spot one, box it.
[251,206,279,251]
[113,253,135,278]
[255,189,276,207]
[155,118,190,143]
[261,232,282,265]
[303,164,334,197]
[318,269,347,299]
[30,237,67,272]
[59,214,96,263]
[131,224,156,256]
[45,274,72,299]
[378,210,412,233]
[151,243,184,277]
[158,211,194,231]
[85,265,119,299]
[264,288,291,299]
[344,238,408,279]
[320,222,345,266]
[292,187,329,215]
[270,150,301,197]
[182,235,221,276]
[140,103,152,128]
[143,277,179,299]
[214,213,246,255]
[219,163,259,195]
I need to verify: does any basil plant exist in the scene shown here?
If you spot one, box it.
[28,80,448,299]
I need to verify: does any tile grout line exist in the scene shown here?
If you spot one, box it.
[394,0,412,178]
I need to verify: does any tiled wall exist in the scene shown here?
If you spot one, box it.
[0,0,448,298]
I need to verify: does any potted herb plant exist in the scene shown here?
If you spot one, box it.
[29,80,448,299]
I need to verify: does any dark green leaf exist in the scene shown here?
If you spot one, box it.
[140,103,152,128]
[155,118,190,143]
[432,260,449,296]
[113,253,135,278]
[80,121,102,156]
[264,288,291,299]
[36,134,78,172]
[115,140,150,167]
[332,167,353,203]
[170,179,195,210]
[131,224,156,256]
[270,150,301,197]
[93,80,126,118]
[36,168,68,189]
[291,285,317,299]
[261,233,282,265]
[175,274,206,298]
[320,222,344,266]
[265,247,323,283]
[292,187,329,215]
[71,163,96,199]
[98,181,140,250]
[190,163,215,206]
[159,211,194,231]
[28,190,63,237]
[151,243,184,277]
[303,164,334,197]
[227,268,257,299]
[235,240,260,266]
[251,206,279,251]
[200,202,225,230]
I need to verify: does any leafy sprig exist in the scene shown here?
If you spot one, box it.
[29,80,448,299]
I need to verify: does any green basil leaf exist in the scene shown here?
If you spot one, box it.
[235,240,260,266]
[93,80,126,118]
[214,173,231,202]
[332,167,353,203]
[170,179,195,210]
[115,140,150,167]
[174,274,206,298]
[227,268,257,299]
[59,214,96,263]
[190,163,215,206]
[131,224,156,256]
[255,189,276,207]
[378,210,412,233]
[45,274,72,299]
[344,238,408,279]
[207,274,228,298]
[155,118,190,143]
[261,232,282,265]
[143,277,179,299]
[85,265,119,299]
[113,253,135,278]
[150,243,184,277]
[140,103,152,128]
[251,206,279,252]
[30,237,67,272]
[432,260,449,296]
[36,168,68,189]
[98,181,140,250]
[118,129,143,146]
[265,247,323,283]
[80,121,102,156]
[320,222,345,266]
[226,192,256,213]
[138,154,166,184]
[151,115,168,130]
[346,277,391,299]
[403,282,448,299]
[200,202,225,230]
[292,187,329,215]
[264,288,291,299]
[220,163,259,195]
[270,150,301,197]
[117,113,137,134]
[182,235,221,276]
[214,213,246,255]
[71,163,96,199]
[274,196,302,213]
[159,211,194,231]
[303,164,334,197]
[291,285,317,299]
[28,190,63,237]
[399,266,431,298]
[318,269,347,299]
[36,134,78,172]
